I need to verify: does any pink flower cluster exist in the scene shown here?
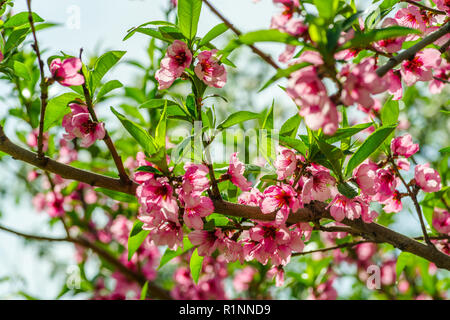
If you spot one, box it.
[155,40,227,90]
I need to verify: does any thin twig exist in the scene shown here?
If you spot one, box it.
[402,0,447,15]
[26,0,49,159]
[202,0,280,70]
[78,51,131,185]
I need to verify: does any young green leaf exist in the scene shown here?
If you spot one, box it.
[90,51,126,93]
[140,281,148,300]
[13,61,31,80]
[4,12,44,28]
[190,248,204,284]
[199,23,228,46]
[345,124,397,176]
[280,114,301,138]
[216,111,261,131]
[95,80,123,101]
[111,107,158,155]
[158,237,194,269]
[43,92,81,131]
[177,0,202,41]
[95,188,137,203]
[127,220,150,261]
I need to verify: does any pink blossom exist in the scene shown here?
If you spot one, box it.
[194,50,227,88]
[355,243,377,262]
[228,152,252,191]
[278,45,296,63]
[188,229,221,256]
[181,193,214,230]
[401,48,442,86]
[327,195,369,222]
[373,169,397,202]
[382,191,403,213]
[374,18,405,53]
[308,278,337,300]
[434,0,450,15]
[182,163,210,194]
[362,210,378,223]
[395,5,427,32]
[287,66,327,109]
[429,60,450,94]
[353,159,379,197]
[384,70,403,100]
[233,267,256,292]
[414,163,441,193]
[155,40,192,90]
[391,134,419,158]
[396,158,411,171]
[301,164,336,203]
[110,215,133,246]
[274,147,297,180]
[0,50,3,62]
[62,103,106,148]
[432,209,450,235]
[260,184,300,224]
[298,96,339,135]
[45,191,65,217]
[57,139,78,164]
[381,259,396,286]
[244,222,304,265]
[238,187,263,207]
[340,58,388,109]
[145,220,183,250]
[268,266,285,287]
[50,58,85,87]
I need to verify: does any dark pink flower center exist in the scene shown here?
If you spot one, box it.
[263,226,277,239]
[81,121,98,134]
[174,52,187,66]
[404,56,423,72]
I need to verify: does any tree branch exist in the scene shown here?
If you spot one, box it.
[1,125,449,270]
[26,0,49,159]
[202,0,280,70]
[0,223,172,299]
[376,21,450,77]
[402,0,447,15]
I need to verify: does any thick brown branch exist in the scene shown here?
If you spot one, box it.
[1,126,449,270]
[376,21,450,77]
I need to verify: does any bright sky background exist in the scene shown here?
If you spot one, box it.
[0,0,424,299]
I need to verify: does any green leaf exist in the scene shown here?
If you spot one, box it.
[43,93,81,131]
[127,220,150,261]
[262,102,274,131]
[155,102,167,149]
[259,62,311,91]
[95,188,137,203]
[111,107,158,155]
[199,23,228,46]
[337,182,358,198]
[380,97,399,126]
[339,26,420,50]
[345,124,397,176]
[314,136,345,177]
[139,99,180,109]
[280,114,301,138]
[13,60,31,80]
[177,0,202,40]
[4,12,44,28]
[90,51,126,93]
[396,251,414,280]
[4,28,30,53]
[324,123,372,144]
[140,281,148,300]
[96,80,123,101]
[190,248,204,284]
[158,237,194,269]
[239,29,303,46]
[439,146,450,154]
[216,111,261,130]
[278,136,308,156]
[314,0,339,20]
